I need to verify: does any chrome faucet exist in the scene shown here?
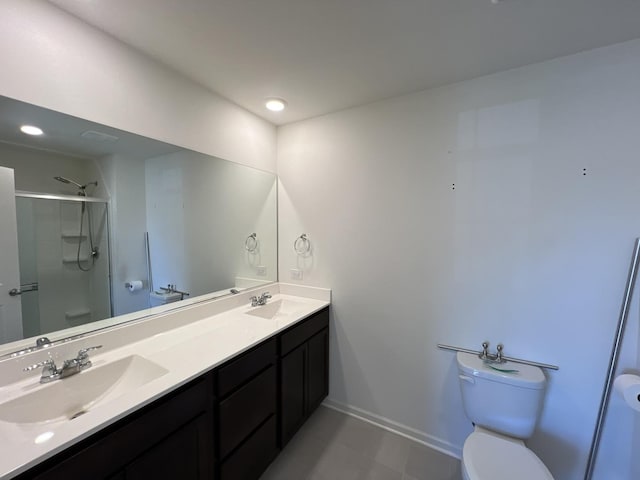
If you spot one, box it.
[250,292,272,307]
[23,345,102,384]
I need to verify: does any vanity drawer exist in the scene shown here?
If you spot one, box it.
[280,307,329,356]
[218,364,276,458]
[220,415,277,480]
[216,337,276,398]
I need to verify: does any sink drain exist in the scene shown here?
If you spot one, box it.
[69,410,87,420]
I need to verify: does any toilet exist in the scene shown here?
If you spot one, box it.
[456,352,554,480]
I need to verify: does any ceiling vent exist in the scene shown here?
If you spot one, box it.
[81,130,119,143]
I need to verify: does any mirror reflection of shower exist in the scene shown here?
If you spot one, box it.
[53,176,100,271]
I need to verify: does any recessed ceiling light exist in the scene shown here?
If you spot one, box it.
[265,98,287,112]
[20,125,44,136]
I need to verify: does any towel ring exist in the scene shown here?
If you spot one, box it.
[245,233,259,253]
[294,233,311,255]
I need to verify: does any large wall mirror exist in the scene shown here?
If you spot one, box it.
[0,95,277,356]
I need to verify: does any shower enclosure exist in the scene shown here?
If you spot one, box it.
[15,192,111,338]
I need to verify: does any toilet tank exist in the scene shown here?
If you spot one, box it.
[149,291,183,307]
[456,352,546,439]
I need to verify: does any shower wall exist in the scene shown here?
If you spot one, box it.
[1,141,111,337]
[16,197,111,337]
[16,197,111,334]
[0,142,106,196]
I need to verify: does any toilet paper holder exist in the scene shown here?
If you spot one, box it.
[614,374,640,412]
[124,280,144,292]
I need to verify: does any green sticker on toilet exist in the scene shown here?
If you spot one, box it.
[487,364,519,374]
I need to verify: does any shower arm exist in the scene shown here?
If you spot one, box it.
[53,176,98,193]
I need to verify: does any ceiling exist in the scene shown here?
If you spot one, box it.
[48,0,640,125]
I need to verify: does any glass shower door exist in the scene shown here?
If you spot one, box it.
[15,195,112,338]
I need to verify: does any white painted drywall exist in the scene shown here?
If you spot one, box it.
[277,39,640,479]
[98,154,149,316]
[145,150,277,298]
[0,0,276,173]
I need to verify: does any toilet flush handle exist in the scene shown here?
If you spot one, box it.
[459,374,475,384]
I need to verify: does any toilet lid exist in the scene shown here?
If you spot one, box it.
[463,432,554,480]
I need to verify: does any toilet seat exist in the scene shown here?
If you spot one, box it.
[462,431,554,480]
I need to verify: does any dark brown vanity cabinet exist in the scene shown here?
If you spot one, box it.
[279,307,330,446]
[20,374,215,480]
[17,306,329,480]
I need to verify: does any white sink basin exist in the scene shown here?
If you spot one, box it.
[0,355,168,425]
[245,299,306,320]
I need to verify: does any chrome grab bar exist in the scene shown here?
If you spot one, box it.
[437,343,559,370]
[585,237,640,480]
[8,282,39,296]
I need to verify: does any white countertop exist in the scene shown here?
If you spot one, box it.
[0,284,330,479]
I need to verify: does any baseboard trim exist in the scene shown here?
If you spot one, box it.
[322,398,462,459]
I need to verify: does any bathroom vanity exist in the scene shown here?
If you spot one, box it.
[0,285,330,480]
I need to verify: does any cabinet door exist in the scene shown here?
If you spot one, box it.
[125,416,210,480]
[280,342,306,445]
[307,328,329,412]
[23,376,213,480]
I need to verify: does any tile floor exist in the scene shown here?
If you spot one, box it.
[261,406,461,480]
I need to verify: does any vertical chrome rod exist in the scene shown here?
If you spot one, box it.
[584,238,640,480]
[144,232,154,299]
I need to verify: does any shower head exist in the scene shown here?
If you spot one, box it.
[54,176,83,188]
[53,176,98,190]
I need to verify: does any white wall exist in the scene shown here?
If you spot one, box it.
[145,150,277,297]
[0,142,102,195]
[0,0,276,173]
[98,154,149,316]
[278,39,640,479]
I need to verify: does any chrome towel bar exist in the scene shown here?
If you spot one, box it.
[437,343,559,371]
